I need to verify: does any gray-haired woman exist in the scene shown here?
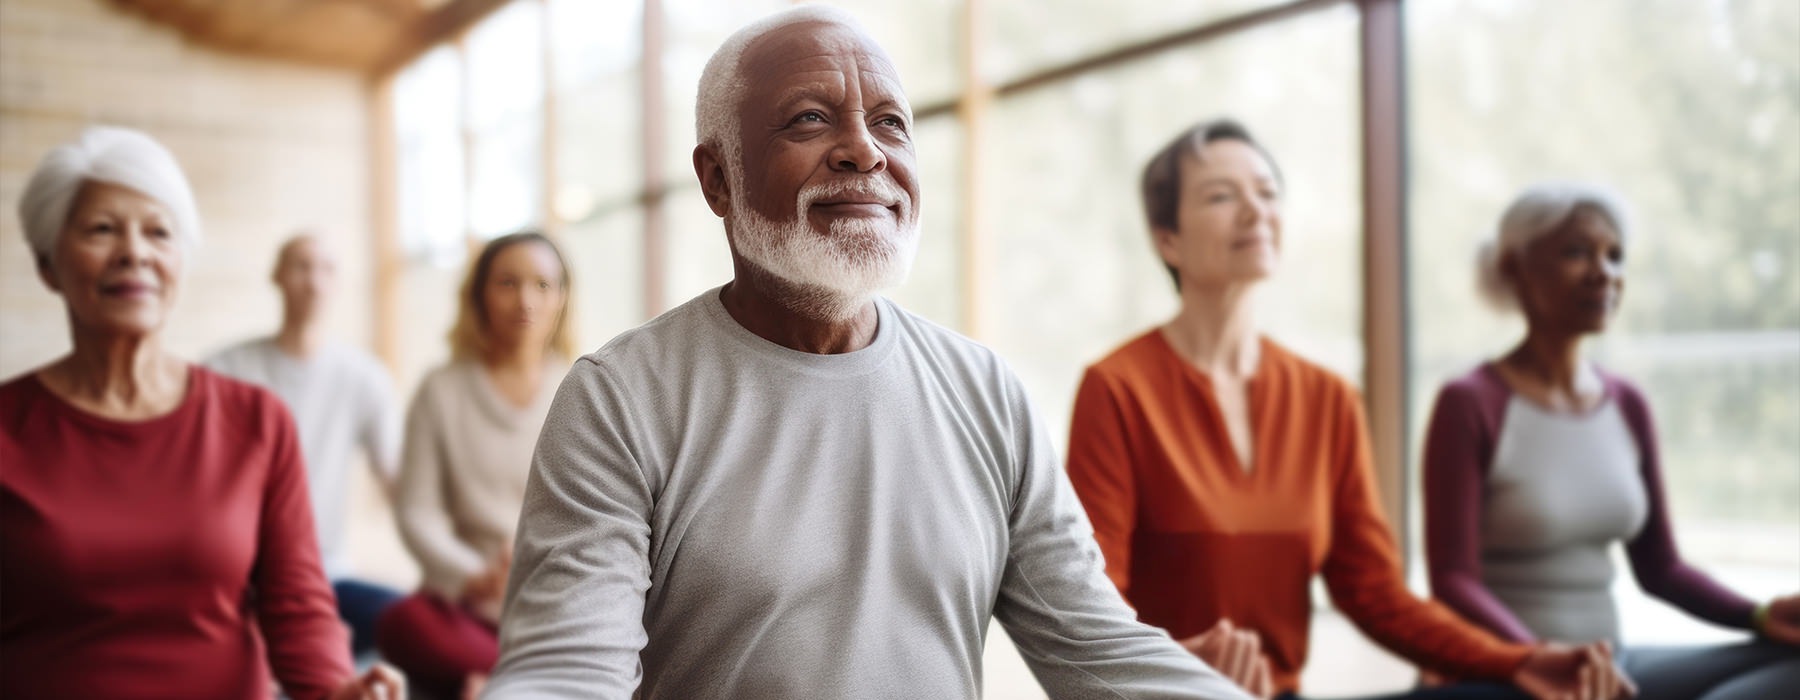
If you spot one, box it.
[1422,182,1800,699]
[0,126,402,699]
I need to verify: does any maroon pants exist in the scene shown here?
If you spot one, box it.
[375,592,497,698]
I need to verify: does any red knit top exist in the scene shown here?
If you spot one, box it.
[1,367,352,699]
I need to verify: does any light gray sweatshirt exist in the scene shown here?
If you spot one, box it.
[485,289,1248,700]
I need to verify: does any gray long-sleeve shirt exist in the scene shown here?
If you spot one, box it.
[485,288,1247,700]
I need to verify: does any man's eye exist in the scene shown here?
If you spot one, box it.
[793,112,826,124]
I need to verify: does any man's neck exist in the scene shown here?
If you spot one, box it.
[718,267,878,355]
[273,315,326,359]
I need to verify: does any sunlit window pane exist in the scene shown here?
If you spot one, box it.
[395,45,466,265]
[550,0,641,217]
[563,208,646,352]
[984,0,1287,85]
[466,0,545,238]
[662,0,790,184]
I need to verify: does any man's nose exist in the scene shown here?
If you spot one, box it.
[829,120,885,173]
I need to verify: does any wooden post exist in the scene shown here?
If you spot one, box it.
[1358,0,1412,547]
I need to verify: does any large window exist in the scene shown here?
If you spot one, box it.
[1408,0,1800,643]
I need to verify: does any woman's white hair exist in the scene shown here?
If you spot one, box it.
[1476,181,1632,311]
[694,4,869,175]
[17,125,201,262]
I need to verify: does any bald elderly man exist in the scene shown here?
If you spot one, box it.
[207,233,403,658]
[484,7,1251,699]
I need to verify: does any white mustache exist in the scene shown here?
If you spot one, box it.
[797,178,908,212]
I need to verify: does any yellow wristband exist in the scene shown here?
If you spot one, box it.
[1753,602,1772,634]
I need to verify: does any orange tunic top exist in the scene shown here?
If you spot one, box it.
[1066,331,1531,694]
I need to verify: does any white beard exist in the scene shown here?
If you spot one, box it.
[728,172,920,321]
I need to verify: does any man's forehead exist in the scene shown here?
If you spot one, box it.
[279,235,332,264]
[739,20,902,86]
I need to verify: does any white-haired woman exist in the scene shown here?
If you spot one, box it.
[0,126,402,700]
[1422,182,1800,699]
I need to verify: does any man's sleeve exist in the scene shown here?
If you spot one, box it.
[361,359,402,485]
[483,360,656,699]
[991,374,1252,700]
[1065,367,1138,597]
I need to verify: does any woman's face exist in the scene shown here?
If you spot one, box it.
[1155,139,1283,291]
[481,240,567,354]
[1509,205,1625,336]
[40,180,183,340]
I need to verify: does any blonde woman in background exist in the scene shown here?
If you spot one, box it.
[376,231,575,700]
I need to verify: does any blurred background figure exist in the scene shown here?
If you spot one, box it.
[1066,119,1628,700]
[0,126,402,700]
[1422,183,1800,700]
[377,231,575,700]
[208,231,405,661]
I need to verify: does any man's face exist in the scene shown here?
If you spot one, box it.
[724,20,921,311]
[274,236,336,319]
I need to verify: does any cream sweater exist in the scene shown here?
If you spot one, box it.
[395,357,565,597]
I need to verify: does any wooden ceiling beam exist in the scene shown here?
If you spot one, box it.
[371,0,513,76]
[105,0,476,74]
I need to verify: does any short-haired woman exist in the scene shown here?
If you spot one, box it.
[0,126,401,699]
[1422,183,1800,700]
[377,231,576,699]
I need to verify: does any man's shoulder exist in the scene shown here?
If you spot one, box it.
[325,341,393,381]
[205,336,276,369]
[882,298,1001,365]
[572,289,722,376]
[881,297,1030,395]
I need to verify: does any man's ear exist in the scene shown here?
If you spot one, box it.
[693,144,731,218]
[36,253,62,294]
